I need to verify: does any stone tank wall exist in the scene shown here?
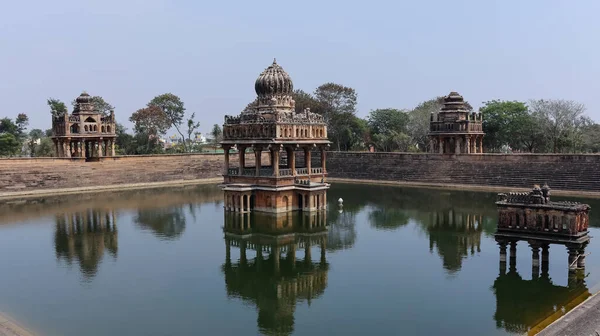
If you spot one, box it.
[326,152,600,192]
[0,153,259,194]
[2,152,600,195]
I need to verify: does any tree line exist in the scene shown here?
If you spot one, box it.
[1,85,599,157]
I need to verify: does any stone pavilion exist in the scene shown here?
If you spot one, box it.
[51,92,117,159]
[428,91,484,154]
[220,59,330,214]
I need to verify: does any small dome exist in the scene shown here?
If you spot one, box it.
[441,91,467,112]
[254,59,293,98]
[76,92,92,104]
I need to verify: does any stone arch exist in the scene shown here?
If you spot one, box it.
[107,125,111,133]
[84,125,88,132]
[101,126,106,133]
[282,196,289,211]
[296,129,299,137]
[84,117,96,123]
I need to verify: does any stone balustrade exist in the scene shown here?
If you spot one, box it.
[311,168,323,174]
[296,168,308,175]
[280,169,293,176]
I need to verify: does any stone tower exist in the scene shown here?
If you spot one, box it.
[428,92,484,154]
[220,59,330,214]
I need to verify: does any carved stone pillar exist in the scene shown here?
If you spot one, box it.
[541,244,550,276]
[98,138,104,157]
[498,240,507,275]
[238,145,245,169]
[454,137,460,154]
[289,147,296,176]
[479,136,484,153]
[223,145,230,175]
[530,242,540,279]
[439,138,444,154]
[82,141,87,158]
[509,241,517,271]
[577,244,587,269]
[272,146,280,177]
[305,147,311,175]
[111,139,116,156]
[568,246,578,270]
[320,147,326,173]
[254,146,262,176]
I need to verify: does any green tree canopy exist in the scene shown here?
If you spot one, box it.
[0,133,20,156]
[407,97,444,151]
[148,93,187,151]
[313,83,358,150]
[47,98,68,118]
[480,100,531,152]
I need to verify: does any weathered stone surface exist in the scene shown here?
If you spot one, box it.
[326,152,600,192]
[3,152,600,195]
[0,154,236,194]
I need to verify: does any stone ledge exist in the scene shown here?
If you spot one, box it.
[0,178,223,202]
[536,291,600,336]
[327,178,600,198]
[0,313,35,336]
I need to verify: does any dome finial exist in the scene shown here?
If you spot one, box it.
[273,58,277,64]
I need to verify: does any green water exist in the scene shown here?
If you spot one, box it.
[0,183,599,336]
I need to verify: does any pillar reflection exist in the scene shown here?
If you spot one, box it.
[222,212,329,336]
[493,237,590,334]
[54,208,118,280]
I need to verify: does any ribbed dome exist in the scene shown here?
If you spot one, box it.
[254,59,293,98]
[76,92,92,104]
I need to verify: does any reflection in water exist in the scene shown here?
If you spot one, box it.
[326,208,357,251]
[492,242,590,335]
[135,206,186,240]
[426,210,483,273]
[54,209,118,280]
[223,212,328,336]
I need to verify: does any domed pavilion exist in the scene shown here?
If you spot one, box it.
[220,59,330,214]
[428,92,484,154]
[51,92,117,159]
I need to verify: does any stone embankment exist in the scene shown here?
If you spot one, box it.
[327,152,600,194]
[2,152,600,198]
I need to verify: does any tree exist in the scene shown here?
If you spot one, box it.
[0,118,17,135]
[47,98,68,118]
[148,93,187,152]
[581,123,600,153]
[130,106,171,136]
[292,89,322,113]
[0,133,20,156]
[130,107,171,154]
[314,83,358,150]
[27,129,44,157]
[15,113,28,141]
[367,109,412,152]
[480,100,530,152]
[36,137,55,157]
[211,124,222,146]
[529,99,588,153]
[408,98,444,151]
[186,113,201,151]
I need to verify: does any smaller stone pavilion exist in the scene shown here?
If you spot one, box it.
[428,91,484,154]
[51,92,117,159]
[220,59,330,214]
[495,184,590,276]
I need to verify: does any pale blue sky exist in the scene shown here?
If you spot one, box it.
[1,0,598,135]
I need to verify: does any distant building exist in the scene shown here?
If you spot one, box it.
[428,92,485,154]
[51,92,116,158]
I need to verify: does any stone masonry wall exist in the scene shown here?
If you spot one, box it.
[326,152,600,192]
[2,152,600,195]
[0,153,262,194]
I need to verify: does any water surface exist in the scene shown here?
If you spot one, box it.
[0,184,599,336]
